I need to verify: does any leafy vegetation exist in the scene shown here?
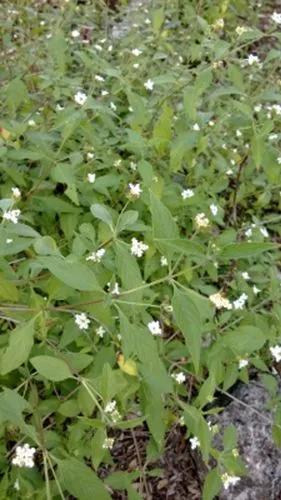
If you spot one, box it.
[0,0,281,497]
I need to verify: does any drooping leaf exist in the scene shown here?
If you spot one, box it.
[39,256,100,291]
[1,318,35,375]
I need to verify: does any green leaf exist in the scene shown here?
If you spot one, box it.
[39,256,100,291]
[91,204,113,228]
[0,274,19,302]
[150,192,178,240]
[58,458,111,500]
[223,326,265,354]
[154,238,205,259]
[115,242,143,302]
[172,287,202,372]
[1,319,35,375]
[202,468,222,500]
[33,236,59,256]
[30,356,73,381]
[220,242,276,260]
[152,104,173,154]
[0,388,29,426]
[116,211,139,234]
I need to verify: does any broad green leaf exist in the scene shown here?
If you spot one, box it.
[152,104,173,154]
[1,319,35,375]
[223,326,265,354]
[0,274,19,302]
[39,256,100,291]
[33,236,59,256]
[0,388,29,426]
[30,356,73,381]
[91,204,113,228]
[5,78,28,112]
[154,238,205,259]
[202,468,222,500]
[150,192,178,240]
[116,211,139,234]
[220,242,276,260]
[115,242,143,302]
[58,458,111,500]
[172,287,202,372]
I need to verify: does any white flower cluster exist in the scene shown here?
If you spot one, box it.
[2,209,21,224]
[171,372,186,384]
[144,79,154,91]
[148,320,162,336]
[272,12,281,24]
[12,444,36,468]
[238,359,248,369]
[221,473,240,490]
[131,238,148,257]
[181,188,194,199]
[195,213,209,228]
[87,173,96,183]
[86,248,105,263]
[96,326,106,338]
[233,293,248,310]
[102,437,114,449]
[74,90,87,106]
[270,345,281,362]
[128,183,142,198]
[190,436,200,450]
[209,292,232,310]
[11,187,21,199]
[75,312,90,330]
[104,400,121,422]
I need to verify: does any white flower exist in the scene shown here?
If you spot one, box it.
[28,119,36,126]
[270,345,281,362]
[56,103,64,111]
[95,75,104,82]
[130,161,137,171]
[128,183,142,198]
[132,48,142,56]
[171,372,186,384]
[210,204,218,216]
[239,359,249,369]
[195,213,209,228]
[254,104,262,112]
[131,238,148,258]
[105,400,117,413]
[87,152,94,160]
[253,285,261,295]
[6,238,13,244]
[75,312,90,330]
[193,123,200,131]
[148,320,162,336]
[111,282,120,295]
[160,256,168,267]
[94,44,103,52]
[236,129,242,137]
[260,227,269,238]
[14,479,20,491]
[145,18,151,25]
[86,248,106,263]
[12,444,36,468]
[241,272,250,280]
[208,120,215,127]
[226,168,233,175]
[245,227,252,238]
[102,437,114,449]
[11,187,21,199]
[71,29,80,38]
[209,292,232,310]
[221,473,240,490]
[87,173,96,183]
[114,159,122,167]
[269,133,278,141]
[213,18,224,30]
[96,326,106,338]
[181,189,194,199]
[2,209,21,224]
[101,90,109,96]
[74,91,87,106]
[233,293,248,310]
[190,436,200,450]
[133,63,140,69]
[271,12,281,24]
[247,54,260,65]
[110,101,117,111]
[236,26,249,35]
[144,79,154,91]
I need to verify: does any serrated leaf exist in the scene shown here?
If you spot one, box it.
[1,319,35,375]
[30,356,73,381]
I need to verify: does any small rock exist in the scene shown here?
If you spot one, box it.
[214,380,281,499]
